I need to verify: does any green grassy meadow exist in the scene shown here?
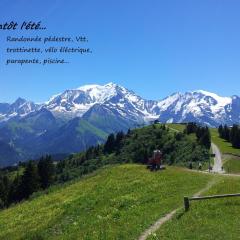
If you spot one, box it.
[210,128,240,173]
[210,128,240,156]
[167,125,240,173]
[166,123,185,132]
[223,155,240,174]
[2,124,240,240]
[150,175,240,240]
[167,124,240,156]
[0,164,212,240]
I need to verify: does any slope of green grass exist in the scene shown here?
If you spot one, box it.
[151,175,240,240]
[166,123,185,132]
[210,128,240,174]
[76,119,108,139]
[167,125,240,157]
[0,164,213,240]
[210,128,240,156]
[223,155,240,174]
[8,121,34,134]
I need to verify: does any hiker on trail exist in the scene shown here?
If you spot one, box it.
[198,162,202,170]
[189,162,193,169]
[221,166,224,172]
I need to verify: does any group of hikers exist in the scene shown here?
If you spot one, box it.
[188,162,203,170]
[148,150,224,172]
[189,161,224,172]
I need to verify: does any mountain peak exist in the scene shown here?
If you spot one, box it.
[192,90,232,106]
[77,82,118,91]
[13,97,27,106]
[77,84,102,91]
[193,90,220,97]
[105,82,117,87]
[1,84,240,127]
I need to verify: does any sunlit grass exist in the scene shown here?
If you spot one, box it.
[166,123,185,132]
[223,155,240,174]
[210,128,240,156]
[0,164,212,240]
[151,175,240,240]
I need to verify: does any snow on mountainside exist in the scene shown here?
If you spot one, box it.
[154,90,236,126]
[45,83,121,118]
[1,83,240,166]
[0,98,40,122]
[0,83,239,127]
[45,83,158,122]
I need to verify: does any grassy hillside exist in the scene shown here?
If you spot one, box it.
[166,123,185,132]
[0,123,211,212]
[210,128,240,173]
[0,164,212,240]
[223,155,240,174]
[151,175,240,240]
[210,128,240,156]
[166,125,240,155]
[167,125,240,173]
[56,123,210,183]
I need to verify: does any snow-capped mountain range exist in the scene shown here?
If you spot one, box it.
[0,97,39,122]
[0,82,239,127]
[45,83,157,122]
[0,82,239,166]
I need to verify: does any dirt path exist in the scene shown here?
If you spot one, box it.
[211,143,225,173]
[168,126,224,174]
[138,179,217,240]
[138,127,235,239]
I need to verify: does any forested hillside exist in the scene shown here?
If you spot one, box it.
[0,124,210,209]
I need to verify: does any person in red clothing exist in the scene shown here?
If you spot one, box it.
[148,150,162,171]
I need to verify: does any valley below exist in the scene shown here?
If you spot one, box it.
[0,83,240,239]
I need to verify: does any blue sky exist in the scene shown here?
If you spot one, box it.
[0,0,240,103]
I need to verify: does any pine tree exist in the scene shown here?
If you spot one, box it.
[218,125,223,138]
[230,125,240,148]
[185,122,197,134]
[85,147,94,160]
[0,175,10,207]
[8,174,22,204]
[196,126,201,140]
[115,131,125,154]
[236,129,240,148]
[21,161,40,199]
[93,145,101,157]
[199,127,211,149]
[127,129,131,136]
[0,178,6,208]
[38,155,55,189]
[104,133,115,154]
[223,125,230,141]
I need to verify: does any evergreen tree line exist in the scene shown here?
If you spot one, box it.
[54,123,209,183]
[56,130,127,182]
[0,124,210,210]
[218,124,240,148]
[113,124,209,166]
[0,155,55,209]
[184,122,211,149]
[103,131,125,154]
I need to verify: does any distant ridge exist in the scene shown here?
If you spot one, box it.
[0,83,239,166]
[0,83,239,127]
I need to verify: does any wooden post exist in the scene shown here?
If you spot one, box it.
[189,193,240,201]
[184,196,189,211]
[184,193,240,211]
